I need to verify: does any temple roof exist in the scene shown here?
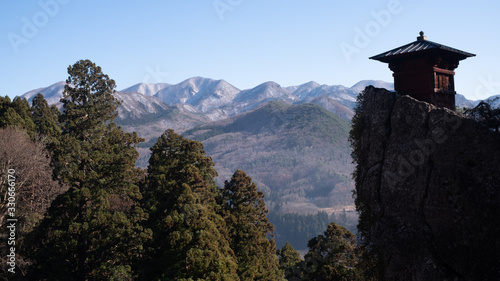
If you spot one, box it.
[370,31,476,63]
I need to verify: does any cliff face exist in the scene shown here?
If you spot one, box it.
[353,87,500,280]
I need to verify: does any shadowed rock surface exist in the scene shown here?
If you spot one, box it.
[354,86,500,280]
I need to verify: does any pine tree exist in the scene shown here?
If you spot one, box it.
[140,129,239,280]
[299,222,361,281]
[26,60,150,280]
[221,169,284,280]
[277,242,302,279]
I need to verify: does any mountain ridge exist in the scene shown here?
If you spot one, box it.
[122,82,171,96]
[20,77,490,141]
[20,78,490,107]
[21,78,394,123]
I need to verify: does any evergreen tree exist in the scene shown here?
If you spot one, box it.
[26,60,150,280]
[299,222,361,281]
[277,242,302,280]
[0,107,24,127]
[221,169,284,280]
[140,129,239,281]
[11,97,36,135]
[0,96,36,137]
[31,93,61,144]
[268,211,330,250]
[0,95,10,109]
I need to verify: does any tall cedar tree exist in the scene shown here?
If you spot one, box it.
[221,169,284,280]
[0,96,36,138]
[140,129,239,281]
[298,222,361,281]
[31,93,61,146]
[277,242,302,280]
[26,60,150,280]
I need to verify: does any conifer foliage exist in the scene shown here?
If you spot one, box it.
[31,93,61,144]
[299,222,361,281]
[139,129,240,280]
[220,169,284,280]
[277,242,302,279]
[26,60,150,280]
[0,96,36,138]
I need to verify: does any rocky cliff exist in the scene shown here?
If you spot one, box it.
[352,86,500,280]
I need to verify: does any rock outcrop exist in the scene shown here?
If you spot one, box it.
[353,86,500,280]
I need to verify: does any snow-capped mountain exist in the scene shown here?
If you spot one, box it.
[20,81,181,122]
[234,81,294,103]
[23,81,66,105]
[114,91,171,121]
[154,77,240,113]
[228,81,295,114]
[300,85,358,109]
[17,78,398,124]
[350,80,394,93]
[488,95,500,107]
[121,83,171,96]
[285,81,321,99]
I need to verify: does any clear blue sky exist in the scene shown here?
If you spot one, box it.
[1,0,499,100]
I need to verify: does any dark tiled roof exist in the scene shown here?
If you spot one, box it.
[370,39,475,62]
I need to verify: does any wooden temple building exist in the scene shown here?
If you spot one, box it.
[370,31,475,110]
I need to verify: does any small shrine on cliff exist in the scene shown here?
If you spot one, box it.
[370,31,475,110]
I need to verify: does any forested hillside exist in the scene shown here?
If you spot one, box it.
[185,101,355,215]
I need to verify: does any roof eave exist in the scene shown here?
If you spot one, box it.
[369,39,475,63]
[370,46,475,63]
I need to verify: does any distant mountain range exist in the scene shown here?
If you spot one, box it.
[22,78,393,121]
[21,77,397,151]
[120,78,395,121]
[22,77,488,123]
